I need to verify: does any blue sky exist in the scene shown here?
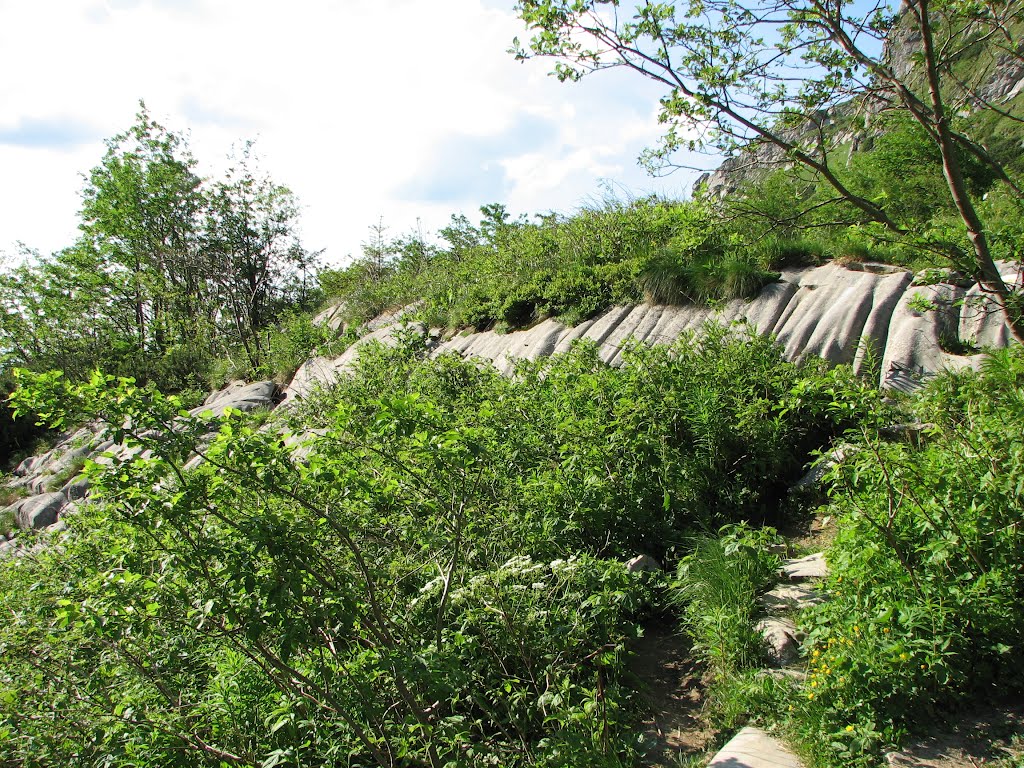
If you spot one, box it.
[0,0,707,266]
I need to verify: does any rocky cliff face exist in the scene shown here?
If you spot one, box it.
[694,15,1024,197]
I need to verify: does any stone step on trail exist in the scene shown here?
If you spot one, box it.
[781,552,828,581]
[708,726,804,768]
[758,552,827,665]
[760,583,824,614]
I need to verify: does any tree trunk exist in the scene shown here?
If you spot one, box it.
[913,0,1024,342]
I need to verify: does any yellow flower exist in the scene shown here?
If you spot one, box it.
[883,627,890,634]
[845,725,855,732]
[808,693,815,700]
[900,652,909,661]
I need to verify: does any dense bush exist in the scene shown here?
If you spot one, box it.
[319,198,790,334]
[0,327,846,766]
[790,348,1024,765]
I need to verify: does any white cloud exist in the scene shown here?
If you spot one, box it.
[0,0,706,266]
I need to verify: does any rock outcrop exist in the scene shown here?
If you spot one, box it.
[282,261,1018,403]
[1,380,280,547]
[4,260,1018,541]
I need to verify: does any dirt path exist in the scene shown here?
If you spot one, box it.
[629,620,715,766]
[885,703,1024,768]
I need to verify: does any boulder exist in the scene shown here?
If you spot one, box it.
[792,446,849,490]
[756,617,801,667]
[197,380,278,417]
[14,492,67,530]
[0,538,16,559]
[625,554,662,574]
[61,476,91,501]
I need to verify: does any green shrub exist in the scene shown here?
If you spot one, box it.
[674,524,782,675]
[794,347,1024,765]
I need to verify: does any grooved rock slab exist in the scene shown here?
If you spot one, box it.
[708,726,803,768]
[12,492,67,530]
[287,262,1018,402]
[283,322,428,401]
[196,380,278,417]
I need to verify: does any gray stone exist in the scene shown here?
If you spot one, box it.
[45,445,91,477]
[708,726,804,768]
[782,552,828,581]
[182,454,206,472]
[60,502,81,518]
[312,302,347,333]
[285,262,1020,400]
[282,323,428,402]
[14,492,67,530]
[197,380,278,416]
[760,583,824,613]
[61,477,90,501]
[625,554,662,574]
[756,617,801,667]
[793,446,849,490]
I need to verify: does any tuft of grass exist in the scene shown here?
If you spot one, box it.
[673,524,782,676]
[44,456,89,493]
[639,253,695,305]
[720,252,780,299]
[758,237,826,269]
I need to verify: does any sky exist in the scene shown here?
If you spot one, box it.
[0,0,709,268]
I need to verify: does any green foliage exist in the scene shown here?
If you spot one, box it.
[258,310,356,384]
[0,327,847,765]
[321,198,789,335]
[792,348,1024,765]
[674,524,782,675]
[0,507,14,537]
[512,0,1024,341]
[0,104,319,393]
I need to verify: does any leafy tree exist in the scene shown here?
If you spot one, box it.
[512,0,1024,338]
[0,245,125,380]
[1,105,317,389]
[78,101,207,357]
[203,144,317,372]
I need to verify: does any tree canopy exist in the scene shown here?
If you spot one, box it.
[0,104,318,392]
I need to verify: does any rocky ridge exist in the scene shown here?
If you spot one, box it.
[285,260,1018,403]
[3,260,1017,546]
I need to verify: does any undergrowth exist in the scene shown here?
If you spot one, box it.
[666,346,1024,768]
[0,328,849,767]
